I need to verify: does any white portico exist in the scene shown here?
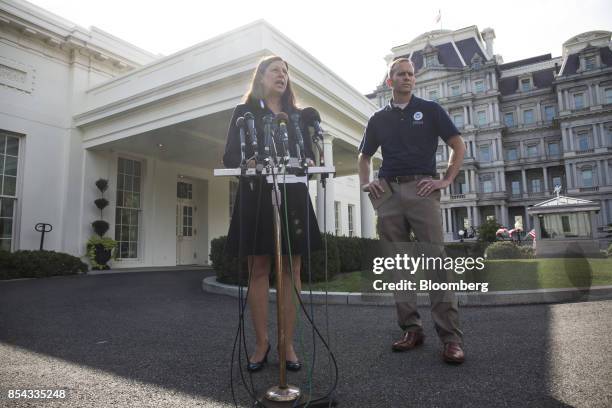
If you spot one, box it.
[1,0,378,268]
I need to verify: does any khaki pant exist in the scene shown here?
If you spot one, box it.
[377,178,463,344]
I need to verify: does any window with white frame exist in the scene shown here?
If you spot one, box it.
[504,112,515,127]
[605,88,612,105]
[425,54,436,68]
[476,110,487,126]
[520,78,531,92]
[577,131,590,151]
[544,106,555,122]
[506,147,518,161]
[474,80,485,93]
[511,180,521,196]
[527,144,539,158]
[115,157,142,259]
[523,109,535,125]
[428,89,439,101]
[584,56,596,71]
[574,93,585,109]
[479,145,491,162]
[581,167,593,187]
[334,201,341,236]
[450,84,461,96]
[480,175,494,193]
[531,179,542,193]
[452,113,464,128]
[347,204,355,237]
[0,132,19,252]
[548,142,560,156]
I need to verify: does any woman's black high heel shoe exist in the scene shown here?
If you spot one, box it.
[285,360,302,372]
[247,344,270,372]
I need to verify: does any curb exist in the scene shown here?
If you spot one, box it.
[201,276,612,306]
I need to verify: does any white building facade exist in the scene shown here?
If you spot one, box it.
[0,0,378,268]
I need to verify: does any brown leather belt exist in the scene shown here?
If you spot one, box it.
[386,175,433,183]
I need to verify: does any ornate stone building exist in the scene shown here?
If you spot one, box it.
[367,27,612,244]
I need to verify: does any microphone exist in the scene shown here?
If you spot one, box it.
[244,112,259,159]
[290,112,305,161]
[262,114,274,160]
[235,116,246,165]
[301,107,324,141]
[275,112,290,161]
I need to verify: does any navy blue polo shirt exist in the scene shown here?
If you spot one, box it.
[359,96,460,178]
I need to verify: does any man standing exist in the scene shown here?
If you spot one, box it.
[358,58,466,364]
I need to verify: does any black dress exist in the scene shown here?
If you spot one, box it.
[223,98,323,257]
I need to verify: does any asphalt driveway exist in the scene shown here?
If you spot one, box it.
[1,270,611,407]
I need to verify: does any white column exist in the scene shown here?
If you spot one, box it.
[470,170,476,193]
[501,204,508,227]
[564,163,572,189]
[491,73,497,90]
[488,104,494,125]
[587,83,594,106]
[500,171,506,192]
[463,106,468,125]
[543,167,549,193]
[594,84,600,105]
[600,123,606,146]
[473,205,480,227]
[494,102,500,122]
[442,208,448,233]
[562,127,568,151]
[522,169,528,194]
[465,170,470,193]
[467,206,473,227]
[563,90,569,109]
[569,128,574,151]
[573,164,579,188]
[592,124,599,148]
[321,135,335,233]
[557,91,564,111]
[536,101,542,123]
[360,191,376,238]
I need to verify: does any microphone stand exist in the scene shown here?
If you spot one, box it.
[214,140,336,407]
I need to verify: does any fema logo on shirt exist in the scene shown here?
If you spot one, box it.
[412,111,424,125]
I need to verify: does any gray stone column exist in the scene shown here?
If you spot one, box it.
[557,91,564,111]
[501,204,508,227]
[564,163,573,189]
[442,207,448,233]
[543,167,549,193]
[522,169,528,194]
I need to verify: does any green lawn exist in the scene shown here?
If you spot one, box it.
[303,258,612,293]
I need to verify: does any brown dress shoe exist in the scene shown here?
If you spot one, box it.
[442,342,465,364]
[392,331,424,352]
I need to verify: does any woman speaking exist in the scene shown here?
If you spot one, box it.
[223,56,322,372]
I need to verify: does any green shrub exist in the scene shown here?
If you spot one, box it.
[0,250,88,280]
[478,218,501,243]
[517,245,535,259]
[485,241,523,259]
[444,242,486,258]
[210,234,346,285]
[334,236,362,272]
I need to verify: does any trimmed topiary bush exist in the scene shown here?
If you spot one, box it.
[485,241,523,259]
[517,245,535,259]
[0,250,88,280]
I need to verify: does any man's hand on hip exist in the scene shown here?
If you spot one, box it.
[416,178,449,197]
[362,180,385,199]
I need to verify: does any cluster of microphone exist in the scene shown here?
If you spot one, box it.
[235,107,324,168]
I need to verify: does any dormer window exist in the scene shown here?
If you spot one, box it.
[422,42,440,69]
[471,54,483,70]
[518,74,534,92]
[585,56,596,70]
[520,78,531,92]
